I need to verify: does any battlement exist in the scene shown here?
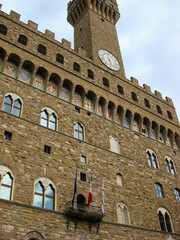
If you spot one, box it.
[0,5,175,108]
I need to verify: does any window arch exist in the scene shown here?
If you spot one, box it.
[167,111,173,120]
[110,136,120,154]
[34,178,55,210]
[0,24,7,35]
[158,208,173,232]
[3,94,22,117]
[0,165,14,201]
[155,183,163,198]
[146,150,158,168]
[73,62,80,72]
[18,34,27,46]
[56,53,64,64]
[156,105,162,114]
[102,77,109,87]
[174,188,180,202]
[25,231,45,240]
[74,122,84,140]
[131,92,138,101]
[144,98,150,108]
[40,108,57,130]
[38,44,47,55]
[117,202,130,225]
[87,69,94,79]
[165,157,176,175]
[117,85,124,94]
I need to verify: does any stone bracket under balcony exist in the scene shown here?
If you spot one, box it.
[64,201,104,233]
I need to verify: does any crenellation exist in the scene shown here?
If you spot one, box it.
[130,76,139,86]
[27,20,38,31]
[9,10,21,21]
[61,38,71,50]
[143,84,151,93]
[154,90,163,100]
[45,29,55,40]
[165,96,174,107]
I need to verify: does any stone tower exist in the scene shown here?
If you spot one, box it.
[68,0,125,77]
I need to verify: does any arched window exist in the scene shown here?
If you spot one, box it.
[0,24,7,35]
[131,92,138,101]
[18,34,27,46]
[146,150,158,168]
[167,111,173,120]
[158,208,173,232]
[144,98,150,108]
[0,173,13,200]
[38,44,47,55]
[165,157,176,175]
[156,105,162,114]
[74,123,84,140]
[25,231,45,240]
[117,85,124,94]
[174,188,180,202]
[56,53,64,64]
[34,180,55,210]
[102,77,109,87]
[3,94,22,117]
[73,62,80,72]
[155,183,163,197]
[41,109,57,130]
[87,69,94,79]
[110,136,120,154]
[117,202,130,225]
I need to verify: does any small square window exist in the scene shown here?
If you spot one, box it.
[75,107,80,113]
[81,155,87,164]
[4,131,12,141]
[87,112,91,116]
[44,145,51,154]
[80,172,86,182]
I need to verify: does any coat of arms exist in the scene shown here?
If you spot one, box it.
[85,99,92,110]
[6,64,15,75]
[48,83,56,93]
[20,70,31,82]
[35,78,42,87]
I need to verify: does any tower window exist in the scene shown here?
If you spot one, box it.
[87,69,94,79]
[74,123,84,140]
[73,62,80,72]
[41,109,57,130]
[146,150,158,168]
[38,44,47,55]
[3,95,22,117]
[155,183,163,198]
[44,145,51,154]
[131,92,138,101]
[144,98,150,108]
[158,209,173,233]
[56,54,64,64]
[174,188,180,202]
[80,172,86,182]
[167,111,173,120]
[81,155,87,164]
[18,34,27,46]
[156,105,162,114]
[4,131,12,141]
[117,85,124,94]
[0,24,7,35]
[103,77,109,87]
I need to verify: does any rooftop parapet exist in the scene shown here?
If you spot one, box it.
[10,10,21,21]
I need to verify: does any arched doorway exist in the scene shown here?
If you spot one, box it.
[77,194,86,211]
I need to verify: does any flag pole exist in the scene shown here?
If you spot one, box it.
[102,176,105,215]
[71,168,77,209]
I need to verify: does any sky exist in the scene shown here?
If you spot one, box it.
[0,0,180,121]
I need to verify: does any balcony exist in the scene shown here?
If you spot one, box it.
[64,201,104,232]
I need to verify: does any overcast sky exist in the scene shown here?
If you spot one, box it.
[0,0,179,121]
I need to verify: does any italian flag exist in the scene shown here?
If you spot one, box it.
[87,172,93,206]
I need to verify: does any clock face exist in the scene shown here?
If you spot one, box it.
[98,50,120,71]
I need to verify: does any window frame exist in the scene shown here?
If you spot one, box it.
[3,94,22,117]
[0,166,14,201]
[74,122,84,141]
[146,150,158,169]
[155,183,163,198]
[40,108,57,131]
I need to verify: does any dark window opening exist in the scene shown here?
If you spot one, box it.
[4,131,12,141]
[80,172,86,182]
[167,111,173,120]
[18,34,27,46]
[144,98,150,108]
[103,77,109,87]
[156,105,162,114]
[88,69,94,79]
[0,24,7,35]
[87,112,91,116]
[75,107,80,113]
[131,92,138,101]
[44,145,51,154]
[117,85,124,94]
[73,62,80,72]
[38,44,47,55]
[56,54,64,64]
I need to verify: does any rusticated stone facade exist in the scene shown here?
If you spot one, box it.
[0,1,179,240]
